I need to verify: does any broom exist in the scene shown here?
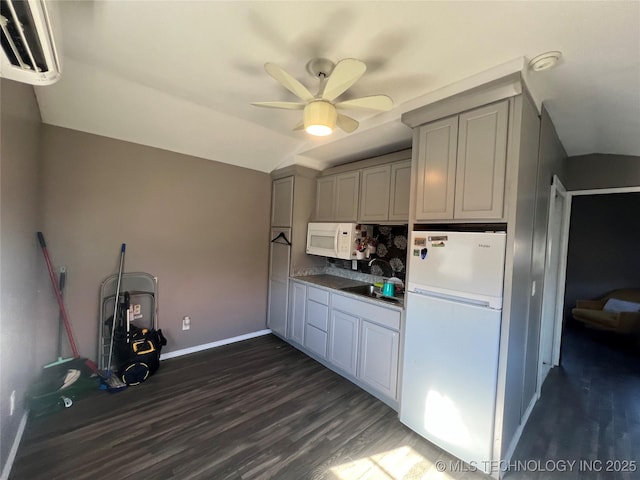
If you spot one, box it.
[42,266,73,369]
[37,232,100,376]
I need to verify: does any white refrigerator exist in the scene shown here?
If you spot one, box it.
[400,230,506,473]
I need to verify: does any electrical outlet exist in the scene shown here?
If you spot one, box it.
[182,316,191,331]
[9,390,15,416]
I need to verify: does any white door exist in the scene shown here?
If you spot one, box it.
[538,176,569,389]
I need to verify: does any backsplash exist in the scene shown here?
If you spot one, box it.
[327,225,408,281]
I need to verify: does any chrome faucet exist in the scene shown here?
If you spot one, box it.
[368,258,394,277]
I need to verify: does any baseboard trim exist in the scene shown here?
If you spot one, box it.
[1,410,29,480]
[160,329,272,360]
[502,393,538,467]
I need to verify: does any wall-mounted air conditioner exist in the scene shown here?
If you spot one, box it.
[0,0,61,85]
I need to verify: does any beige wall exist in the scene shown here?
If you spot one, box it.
[1,79,57,470]
[40,125,272,358]
[563,154,640,190]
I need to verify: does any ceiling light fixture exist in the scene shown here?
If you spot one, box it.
[304,100,337,136]
[529,51,562,72]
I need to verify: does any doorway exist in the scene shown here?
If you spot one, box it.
[538,180,640,391]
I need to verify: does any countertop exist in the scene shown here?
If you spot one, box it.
[291,274,405,310]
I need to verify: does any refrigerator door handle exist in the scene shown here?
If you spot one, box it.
[411,288,500,309]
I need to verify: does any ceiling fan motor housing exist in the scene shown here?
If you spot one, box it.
[304,100,337,136]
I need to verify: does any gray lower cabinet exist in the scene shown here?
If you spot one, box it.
[359,320,400,399]
[328,309,359,376]
[285,281,402,406]
[304,286,330,358]
[305,324,327,358]
[287,280,306,345]
[330,292,401,401]
[268,279,288,337]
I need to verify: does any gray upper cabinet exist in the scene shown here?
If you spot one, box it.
[315,153,411,223]
[315,176,336,221]
[454,100,509,219]
[415,116,458,220]
[315,171,359,222]
[271,176,294,227]
[359,160,411,223]
[414,100,508,221]
[334,171,360,222]
[359,165,391,222]
[388,160,412,221]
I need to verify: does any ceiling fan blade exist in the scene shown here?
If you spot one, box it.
[336,114,359,133]
[264,63,314,102]
[252,101,306,110]
[321,58,366,101]
[335,95,393,112]
[292,121,305,131]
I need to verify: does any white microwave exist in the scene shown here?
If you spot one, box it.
[306,223,371,260]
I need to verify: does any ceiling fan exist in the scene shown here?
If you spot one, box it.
[252,58,393,136]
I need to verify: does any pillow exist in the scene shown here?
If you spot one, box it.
[603,298,640,313]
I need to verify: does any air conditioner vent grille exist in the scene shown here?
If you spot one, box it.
[1,0,48,72]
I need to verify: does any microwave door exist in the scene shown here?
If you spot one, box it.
[307,225,339,257]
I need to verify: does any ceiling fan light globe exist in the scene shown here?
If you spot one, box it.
[304,101,337,137]
[305,124,333,136]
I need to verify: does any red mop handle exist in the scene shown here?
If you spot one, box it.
[37,232,80,358]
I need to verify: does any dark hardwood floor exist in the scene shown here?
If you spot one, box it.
[10,335,490,480]
[507,322,640,480]
[12,325,637,480]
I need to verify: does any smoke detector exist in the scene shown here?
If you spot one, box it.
[529,51,562,72]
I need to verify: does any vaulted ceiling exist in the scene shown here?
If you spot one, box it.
[35,1,640,173]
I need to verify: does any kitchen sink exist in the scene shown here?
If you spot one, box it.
[340,285,401,305]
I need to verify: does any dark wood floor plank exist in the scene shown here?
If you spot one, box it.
[12,327,636,480]
[12,335,491,480]
[507,323,640,480]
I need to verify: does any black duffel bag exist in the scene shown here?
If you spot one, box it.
[115,326,167,385]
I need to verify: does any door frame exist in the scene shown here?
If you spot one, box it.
[538,181,640,392]
[537,176,569,392]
